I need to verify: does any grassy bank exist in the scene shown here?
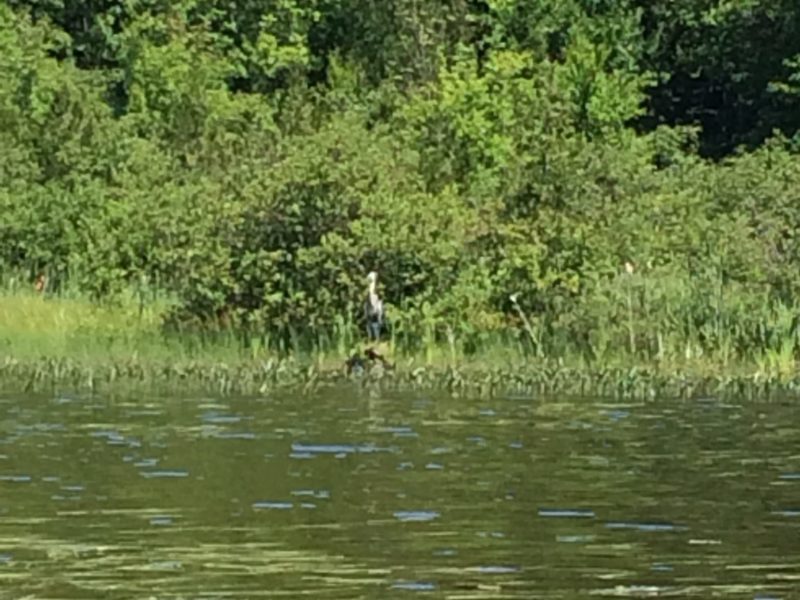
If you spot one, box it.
[2,289,800,400]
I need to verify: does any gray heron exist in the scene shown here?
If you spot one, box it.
[364,270,384,341]
[343,271,393,375]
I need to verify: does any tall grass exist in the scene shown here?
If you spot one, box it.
[2,268,800,398]
[0,286,536,378]
[0,286,241,363]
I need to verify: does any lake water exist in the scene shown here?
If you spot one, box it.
[0,388,798,598]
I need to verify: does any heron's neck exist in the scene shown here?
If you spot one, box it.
[368,281,377,296]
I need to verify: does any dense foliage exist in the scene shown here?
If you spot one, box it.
[2,0,800,361]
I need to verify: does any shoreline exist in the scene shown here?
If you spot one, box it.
[2,354,799,400]
[3,291,799,400]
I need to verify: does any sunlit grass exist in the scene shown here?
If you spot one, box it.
[0,288,240,363]
[0,286,787,372]
[2,289,141,358]
[1,285,800,399]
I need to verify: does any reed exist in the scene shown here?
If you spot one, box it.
[2,286,800,400]
[4,352,800,401]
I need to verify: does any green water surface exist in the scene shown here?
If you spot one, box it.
[0,389,798,598]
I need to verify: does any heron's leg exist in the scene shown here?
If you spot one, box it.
[367,321,381,341]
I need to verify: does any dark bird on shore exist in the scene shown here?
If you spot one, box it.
[364,270,384,342]
[344,346,393,376]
